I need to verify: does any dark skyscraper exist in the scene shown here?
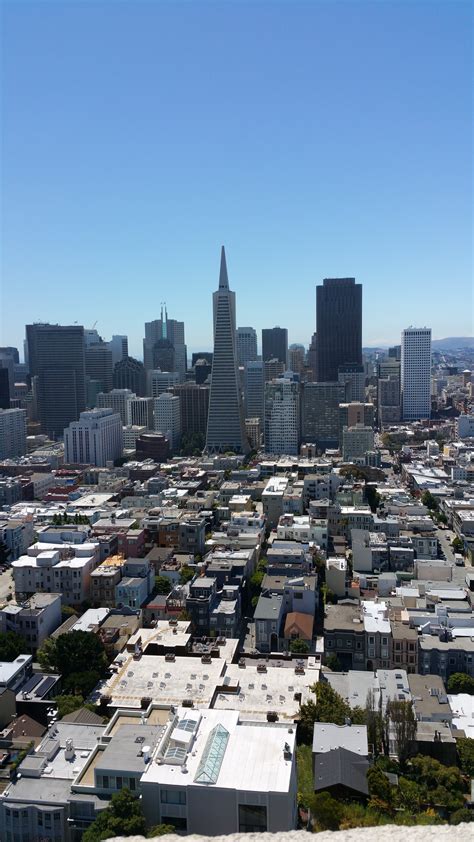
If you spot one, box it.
[26,324,86,438]
[0,369,10,409]
[205,247,249,454]
[262,327,288,365]
[316,278,362,382]
[113,356,146,396]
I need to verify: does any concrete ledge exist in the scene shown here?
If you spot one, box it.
[108,826,469,842]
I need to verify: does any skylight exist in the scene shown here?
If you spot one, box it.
[194,724,229,785]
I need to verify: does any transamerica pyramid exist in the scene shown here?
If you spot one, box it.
[205,246,249,455]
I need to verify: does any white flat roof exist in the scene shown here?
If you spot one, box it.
[448,693,474,738]
[141,707,295,793]
[71,608,110,632]
[0,655,32,685]
[313,723,368,755]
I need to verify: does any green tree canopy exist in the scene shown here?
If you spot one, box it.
[147,825,176,838]
[447,672,474,694]
[38,630,107,693]
[290,639,309,654]
[0,631,26,661]
[457,737,474,777]
[54,694,84,719]
[154,575,172,595]
[82,789,147,842]
[421,491,439,511]
[298,681,364,744]
[179,565,195,585]
[452,536,464,553]
[0,540,11,565]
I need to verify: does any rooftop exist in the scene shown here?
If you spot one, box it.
[313,723,368,755]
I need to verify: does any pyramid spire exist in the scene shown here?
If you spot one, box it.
[219,245,229,289]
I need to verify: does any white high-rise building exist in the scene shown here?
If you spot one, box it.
[147,370,180,398]
[236,326,258,365]
[127,396,153,429]
[0,408,27,459]
[264,377,300,455]
[97,388,135,425]
[401,327,432,421]
[153,393,181,452]
[64,408,123,467]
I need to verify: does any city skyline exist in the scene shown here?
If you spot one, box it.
[2,2,472,356]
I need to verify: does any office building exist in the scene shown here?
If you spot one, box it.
[0,346,19,365]
[338,363,365,403]
[205,247,249,454]
[342,425,375,463]
[0,408,27,459]
[109,334,128,366]
[143,305,186,380]
[113,356,146,396]
[64,408,123,467]
[97,388,135,425]
[245,417,261,450]
[289,346,305,377]
[264,377,301,456]
[262,326,288,365]
[302,382,345,449]
[25,324,86,437]
[316,278,362,381]
[0,369,10,409]
[85,342,113,394]
[153,393,181,451]
[264,358,286,383]
[401,327,432,420]
[244,360,264,423]
[193,357,212,384]
[0,355,14,399]
[127,396,154,429]
[378,376,401,426]
[147,370,180,398]
[135,432,169,462]
[307,332,318,381]
[389,345,401,360]
[236,326,258,365]
[171,383,209,437]
[338,402,374,444]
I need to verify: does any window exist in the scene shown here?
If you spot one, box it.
[160,789,187,805]
[116,776,123,789]
[368,636,375,645]
[238,805,267,833]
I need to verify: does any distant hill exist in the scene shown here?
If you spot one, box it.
[432,337,474,351]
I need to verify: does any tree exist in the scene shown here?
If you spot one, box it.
[82,789,146,842]
[367,765,393,806]
[147,825,176,838]
[298,681,354,743]
[179,565,195,585]
[0,631,26,661]
[325,654,342,671]
[421,491,439,511]
[450,808,474,825]
[447,672,474,695]
[307,791,344,831]
[387,700,417,768]
[38,631,107,690]
[54,694,84,719]
[290,639,309,654]
[452,536,464,553]
[154,575,172,595]
[457,737,474,777]
[365,485,381,514]
[37,637,58,672]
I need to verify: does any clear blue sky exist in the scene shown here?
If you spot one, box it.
[1,0,472,360]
